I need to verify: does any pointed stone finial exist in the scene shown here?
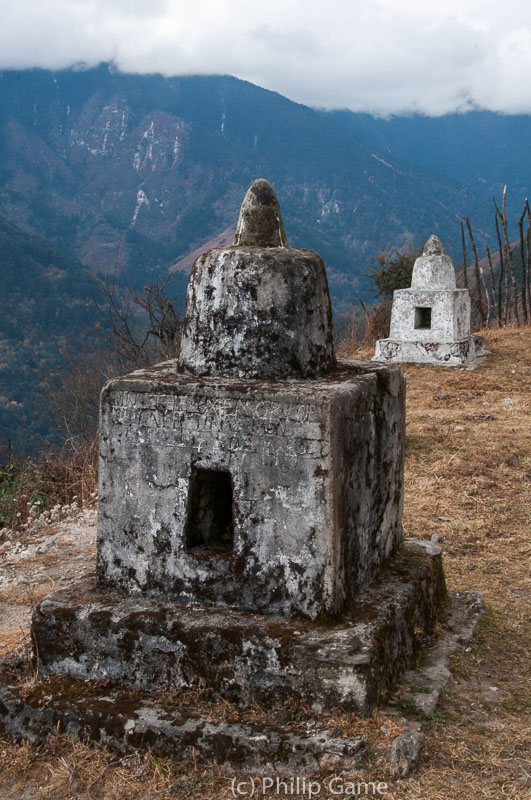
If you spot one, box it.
[423,234,445,257]
[233,179,288,247]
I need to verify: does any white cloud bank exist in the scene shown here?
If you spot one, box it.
[1,0,531,114]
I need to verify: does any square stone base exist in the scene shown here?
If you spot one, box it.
[31,540,446,715]
[374,337,481,365]
[98,359,405,619]
[389,288,471,342]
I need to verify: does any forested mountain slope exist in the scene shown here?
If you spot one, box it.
[0,65,493,310]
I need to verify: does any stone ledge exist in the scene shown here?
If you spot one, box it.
[374,337,482,365]
[390,589,484,716]
[31,540,447,715]
[380,588,484,778]
[0,589,482,771]
[0,681,367,769]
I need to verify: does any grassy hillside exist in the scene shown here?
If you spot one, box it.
[0,327,529,798]
[386,327,530,797]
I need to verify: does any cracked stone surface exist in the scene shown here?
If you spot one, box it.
[32,540,447,713]
[96,359,405,619]
[0,681,367,769]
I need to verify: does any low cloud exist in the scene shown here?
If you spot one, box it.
[1,0,531,115]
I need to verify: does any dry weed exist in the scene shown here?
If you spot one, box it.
[0,439,97,535]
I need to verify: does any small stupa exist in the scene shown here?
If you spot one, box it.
[374,235,484,365]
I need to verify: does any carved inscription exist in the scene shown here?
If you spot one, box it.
[106,390,324,463]
[108,392,318,424]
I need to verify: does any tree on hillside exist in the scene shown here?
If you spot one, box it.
[99,277,182,371]
[366,243,423,299]
[46,277,183,447]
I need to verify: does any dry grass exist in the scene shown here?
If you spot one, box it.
[0,328,529,799]
[0,440,97,533]
[347,327,531,799]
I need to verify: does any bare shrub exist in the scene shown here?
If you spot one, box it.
[360,298,393,346]
[461,188,531,327]
[97,276,182,370]
[45,343,119,445]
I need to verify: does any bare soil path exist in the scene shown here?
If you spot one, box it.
[0,508,97,662]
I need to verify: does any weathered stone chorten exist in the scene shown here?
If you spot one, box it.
[374,235,484,365]
[30,181,447,734]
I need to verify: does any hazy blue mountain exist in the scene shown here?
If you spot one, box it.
[328,110,531,229]
[0,64,494,313]
[2,64,531,452]
[0,215,100,452]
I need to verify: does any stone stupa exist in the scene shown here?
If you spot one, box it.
[374,235,485,365]
[18,181,449,763]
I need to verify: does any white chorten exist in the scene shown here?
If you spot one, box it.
[374,235,484,365]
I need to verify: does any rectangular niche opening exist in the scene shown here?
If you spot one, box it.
[184,467,234,556]
[414,306,432,329]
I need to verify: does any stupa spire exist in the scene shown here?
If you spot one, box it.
[233,179,288,248]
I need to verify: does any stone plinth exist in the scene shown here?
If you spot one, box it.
[374,235,483,365]
[32,541,446,714]
[374,336,479,365]
[97,359,404,620]
[389,288,471,343]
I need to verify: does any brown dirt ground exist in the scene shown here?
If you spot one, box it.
[0,327,529,799]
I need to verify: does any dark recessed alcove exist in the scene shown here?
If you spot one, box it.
[184,467,234,555]
[414,306,432,329]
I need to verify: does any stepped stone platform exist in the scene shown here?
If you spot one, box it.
[0,681,368,770]
[0,588,482,771]
[32,540,446,714]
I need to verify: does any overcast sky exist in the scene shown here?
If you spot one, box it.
[2,0,531,115]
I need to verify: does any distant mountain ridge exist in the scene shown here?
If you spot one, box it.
[0,215,98,451]
[328,110,531,226]
[0,63,499,311]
